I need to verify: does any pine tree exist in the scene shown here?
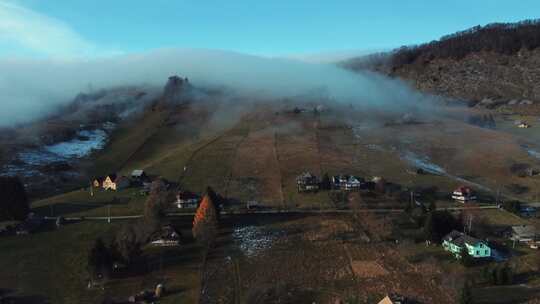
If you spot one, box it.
[428,200,437,212]
[423,212,436,241]
[320,173,331,190]
[460,246,474,267]
[459,280,474,304]
[143,179,168,236]
[115,225,141,265]
[88,238,112,278]
[192,192,218,248]
[0,176,30,221]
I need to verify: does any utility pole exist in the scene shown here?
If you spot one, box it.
[468,214,473,234]
[90,181,94,197]
[108,205,111,224]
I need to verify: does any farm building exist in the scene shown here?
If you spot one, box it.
[296,172,320,192]
[332,175,364,191]
[176,191,200,209]
[102,174,130,191]
[15,213,44,235]
[442,230,491,259]
[92,176,104,188]
[150,225,181,247]
[378,294,407,304]
[131,169,149,185]
[451,186,476,203]
[510,225,537,243]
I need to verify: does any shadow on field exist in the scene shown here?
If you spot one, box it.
[32,197,130,217]
[473,285,540,304]
[0,288,50,304]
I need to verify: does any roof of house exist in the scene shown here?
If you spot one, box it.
[177,191,199,200]
[443,230,484,247]
[115,176,130,184]
[297,172,318,181]
[378,294,406,304]
[151,225,180,241]
[131,169,145,177]
[106,173,118,181]
[454,186,473,194]
[512,225,536,236]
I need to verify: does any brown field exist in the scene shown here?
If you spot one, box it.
[202,214,459,304]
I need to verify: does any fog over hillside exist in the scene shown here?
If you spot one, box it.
[0,48,432,126]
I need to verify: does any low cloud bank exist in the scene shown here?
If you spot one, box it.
[0,48,428,126]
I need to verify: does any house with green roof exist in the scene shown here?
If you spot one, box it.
[442,230,491,259]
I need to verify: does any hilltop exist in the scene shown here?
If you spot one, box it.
[343,20,540,112]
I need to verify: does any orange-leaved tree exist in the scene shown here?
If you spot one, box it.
[192,191,218,248]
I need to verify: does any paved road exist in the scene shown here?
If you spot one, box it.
[42,205,500,222]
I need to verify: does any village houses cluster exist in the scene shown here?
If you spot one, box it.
[92,170,202,210]
[295,171,381,193]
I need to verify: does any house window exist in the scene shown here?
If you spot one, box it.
[485,250,488,255]
[476,250,479,255]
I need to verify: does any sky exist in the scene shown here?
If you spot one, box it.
[1,0,539,59]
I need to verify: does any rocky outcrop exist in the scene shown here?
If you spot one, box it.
[163,75,190,104]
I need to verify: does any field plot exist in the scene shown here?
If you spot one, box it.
[0,218,203,304]
[0,221,124,304]
[201,214,458,304]
[227,126,284,206]
[274,118,330,208]
[180,125,250,196]
[31,188,147,217]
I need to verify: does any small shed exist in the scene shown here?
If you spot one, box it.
[510,225,537,243]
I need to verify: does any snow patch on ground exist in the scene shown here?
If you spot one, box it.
[526,148,540,160]
[44,129,108,158]
[1,123,114,178]
[232,226,281,257]
[400,150,491,191]
[401,151,446,175]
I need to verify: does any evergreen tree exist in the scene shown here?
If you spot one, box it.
[88,238,112,278]
[459,280,474,304]
[143,179,169,236]
[427,200,437,213]
[115,225,141,265]
[205,186,222,221]
[423,212,436,241]
[320,173,331,190]
[0,176,30,221]
[460,247,474,267]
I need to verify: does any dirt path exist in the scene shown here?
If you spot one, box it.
[232,258,242,304]
[223,127,251,198]
[273,130,286,208]
[41,204,501,221]
[178,132,229,186]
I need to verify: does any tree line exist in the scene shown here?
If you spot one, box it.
[390,20,540,68]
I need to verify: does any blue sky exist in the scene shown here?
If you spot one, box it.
[1,0,539,58]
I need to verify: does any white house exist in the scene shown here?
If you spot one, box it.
[176,191,200,209]
[452,186,476,203]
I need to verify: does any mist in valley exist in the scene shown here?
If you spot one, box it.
[0,48,436,127]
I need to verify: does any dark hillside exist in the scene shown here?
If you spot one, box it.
[343,20,540,110]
